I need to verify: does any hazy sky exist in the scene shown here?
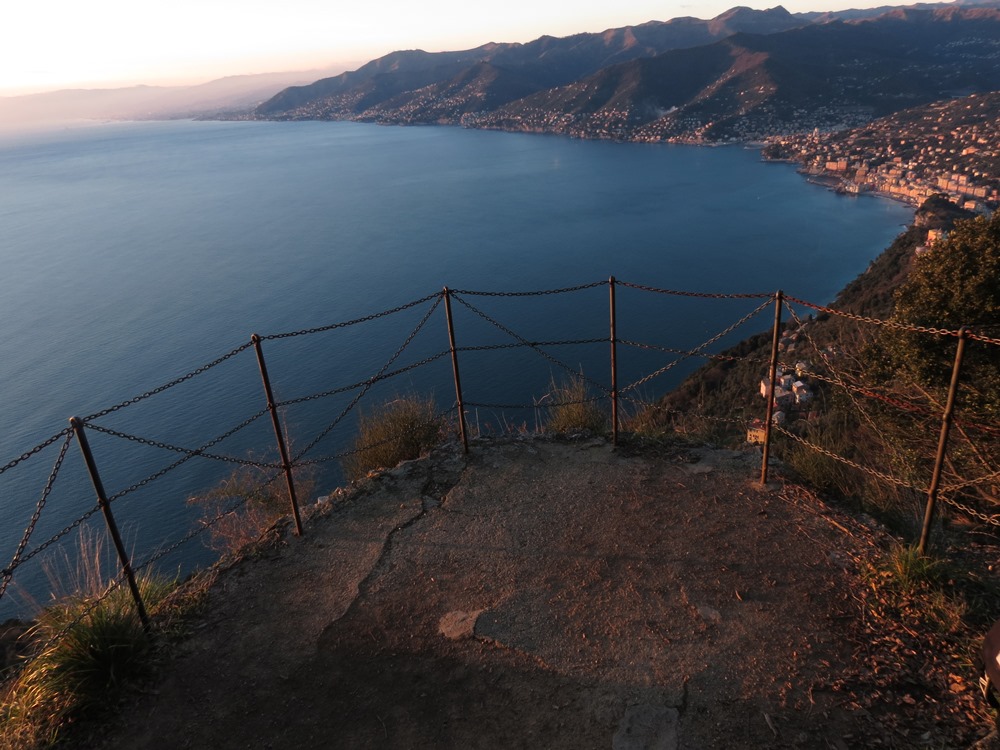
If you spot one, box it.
[4,0,925,95]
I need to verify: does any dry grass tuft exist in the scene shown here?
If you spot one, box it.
[543,375,607,435]
[1,532,176,749]
[342,396,444,481]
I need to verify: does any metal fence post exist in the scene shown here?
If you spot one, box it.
[609,276,619,446]
[760,290,784,485]
[443,288,469,454]
[251,334,304,537]
[69,417,150,631]
[918,327,969,555]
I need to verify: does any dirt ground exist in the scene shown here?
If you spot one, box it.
[84,436,997,749]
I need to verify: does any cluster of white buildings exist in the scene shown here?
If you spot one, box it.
[759,365,813,422]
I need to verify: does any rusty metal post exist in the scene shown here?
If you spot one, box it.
[443,288,469,454]
[918,327,969,556]
[760,290,784,485]
[69,417,150,631]
[251,334,304,536]
[609,276,619,446]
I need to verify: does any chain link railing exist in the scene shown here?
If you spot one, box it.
[2,280,998,666]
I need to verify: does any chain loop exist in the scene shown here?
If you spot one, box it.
[966,328,1000,346]
[7,505,103,579]
[82,423,281,470]
[276,351,450,408]
[940,493,1000,527]
[783,294,996,340]
[773,424,921,490]
[617,280,772,300]
[940,466,1000,495]
[457,338,606,352]
[620,299,771,393]
[620,338,769,364]
[97,408,270,503]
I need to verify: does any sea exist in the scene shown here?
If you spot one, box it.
[0,119,912,616]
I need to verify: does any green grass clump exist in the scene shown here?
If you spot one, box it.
[544,376,607,435]
[1,533,175,749]
[880,543,946,595]
[342,396,443,481]
[867,543,971,635]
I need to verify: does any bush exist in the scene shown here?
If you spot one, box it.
[342,396,443,481]
[543,375,607,435]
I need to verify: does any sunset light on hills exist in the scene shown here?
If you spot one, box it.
[3,0,923,95]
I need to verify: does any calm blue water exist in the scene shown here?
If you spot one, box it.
[0,120,912,615]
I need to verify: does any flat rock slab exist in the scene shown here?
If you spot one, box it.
[97,437,881,749]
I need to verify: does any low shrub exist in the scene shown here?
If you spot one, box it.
[342,395,443,481]
[188,461,313,555]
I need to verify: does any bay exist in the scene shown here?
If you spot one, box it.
[0,120,911,615]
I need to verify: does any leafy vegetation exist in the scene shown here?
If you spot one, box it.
[341,396,444,481]
[878,543,947,595]
[859,212,1000,524]
[882,212,1000,418]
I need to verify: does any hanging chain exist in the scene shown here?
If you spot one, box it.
[621,298,771,393]
[0,431,75,600]
[292,295,443,463]
[450,293,610,395]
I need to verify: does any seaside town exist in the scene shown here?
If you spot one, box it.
[763,92,1000,212]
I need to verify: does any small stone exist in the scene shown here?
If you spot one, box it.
[697,605,722,625]
[438,610,483,640]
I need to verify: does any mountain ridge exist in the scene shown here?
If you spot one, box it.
[254,4,1000,144]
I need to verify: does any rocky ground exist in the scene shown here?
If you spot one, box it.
[71,436,998,749]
